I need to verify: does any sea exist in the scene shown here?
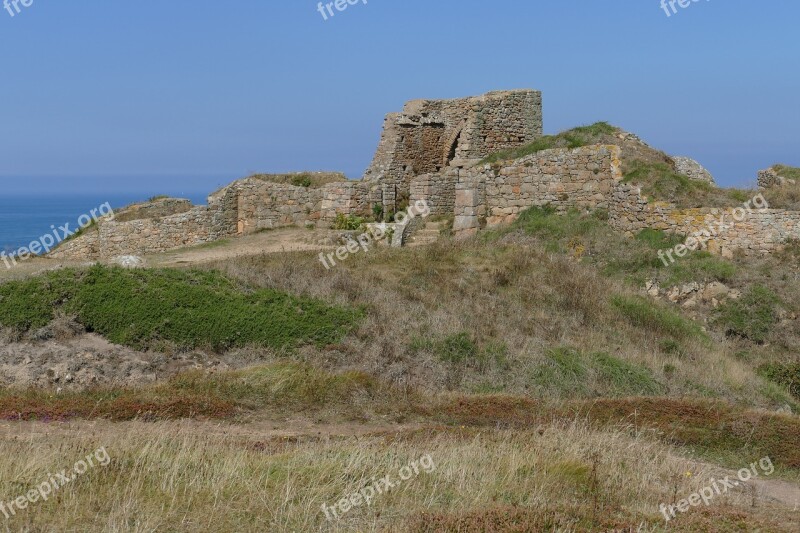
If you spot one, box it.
[0,192,210,255]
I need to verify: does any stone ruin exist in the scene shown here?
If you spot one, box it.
[49,89,800,261]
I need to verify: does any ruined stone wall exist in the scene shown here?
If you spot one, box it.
[409,170,458,217]
[220,177,372,234]
[49,205,235,260]
[672,156,716,186]
[452,145,622,235]
[232,178,322,233]
[363,90,543,214]
[453,175,487,238]
[609,183,800,256]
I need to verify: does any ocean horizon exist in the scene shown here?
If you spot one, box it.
[0,191,210,254]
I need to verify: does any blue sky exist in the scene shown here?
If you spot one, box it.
[1,0,798,196]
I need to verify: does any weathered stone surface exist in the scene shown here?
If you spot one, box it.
[364,90,543,215]
[672,156,716,186]
[759,167,798,189]
[47,89,800,262]
[452,145,623,237]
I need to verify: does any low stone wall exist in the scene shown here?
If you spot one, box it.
[216,177,372,234]
[319,181,371,224]
[233,178,322,233]
[609,183,800,256]
[452,145,622,236]
[49,205,235,259]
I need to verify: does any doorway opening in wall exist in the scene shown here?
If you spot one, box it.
[446,130,462,167]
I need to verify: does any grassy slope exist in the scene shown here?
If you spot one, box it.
[1,203,800,529]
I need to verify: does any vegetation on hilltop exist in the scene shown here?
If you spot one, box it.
[480,122,791,209]
[773,164,800,181]
[249,172,348,188]
[480,122,620,165]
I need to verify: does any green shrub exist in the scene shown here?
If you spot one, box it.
[611,295,706,341]
[634,228,684,250]
[437,333,478,364]
[409,333,507,370]
[532,347,589,395]
[714,285,781,344]
[290,174,313,188]
[758,363,800,400]
[592,352,664,395]
[0,266,363,352]
[531,348,664,397]
[332,213,365,231]
[665,252,737,285]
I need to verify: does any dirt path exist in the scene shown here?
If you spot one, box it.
[147,228,340,267]
[0,228,340,283]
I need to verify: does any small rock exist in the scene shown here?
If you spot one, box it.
[667,287,681,302]
[702,282,729,302]
[645,280,660,297]
[112,255,145,268]
[679,282,700,297]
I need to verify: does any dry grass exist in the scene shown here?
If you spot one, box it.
[1,419,793,532]
[200,236,790,409]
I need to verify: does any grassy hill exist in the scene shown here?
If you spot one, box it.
[1,205,799,529]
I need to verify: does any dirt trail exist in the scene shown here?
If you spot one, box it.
[148,228,340,267]
[0,228,340,283]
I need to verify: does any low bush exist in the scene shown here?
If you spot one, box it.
[758,363,800,400]
[610,295,706,342]
[714,285,781,344]
[0,266,362,352]
[332,213,365,231]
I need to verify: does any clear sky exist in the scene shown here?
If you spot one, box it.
[1,0,798,196]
